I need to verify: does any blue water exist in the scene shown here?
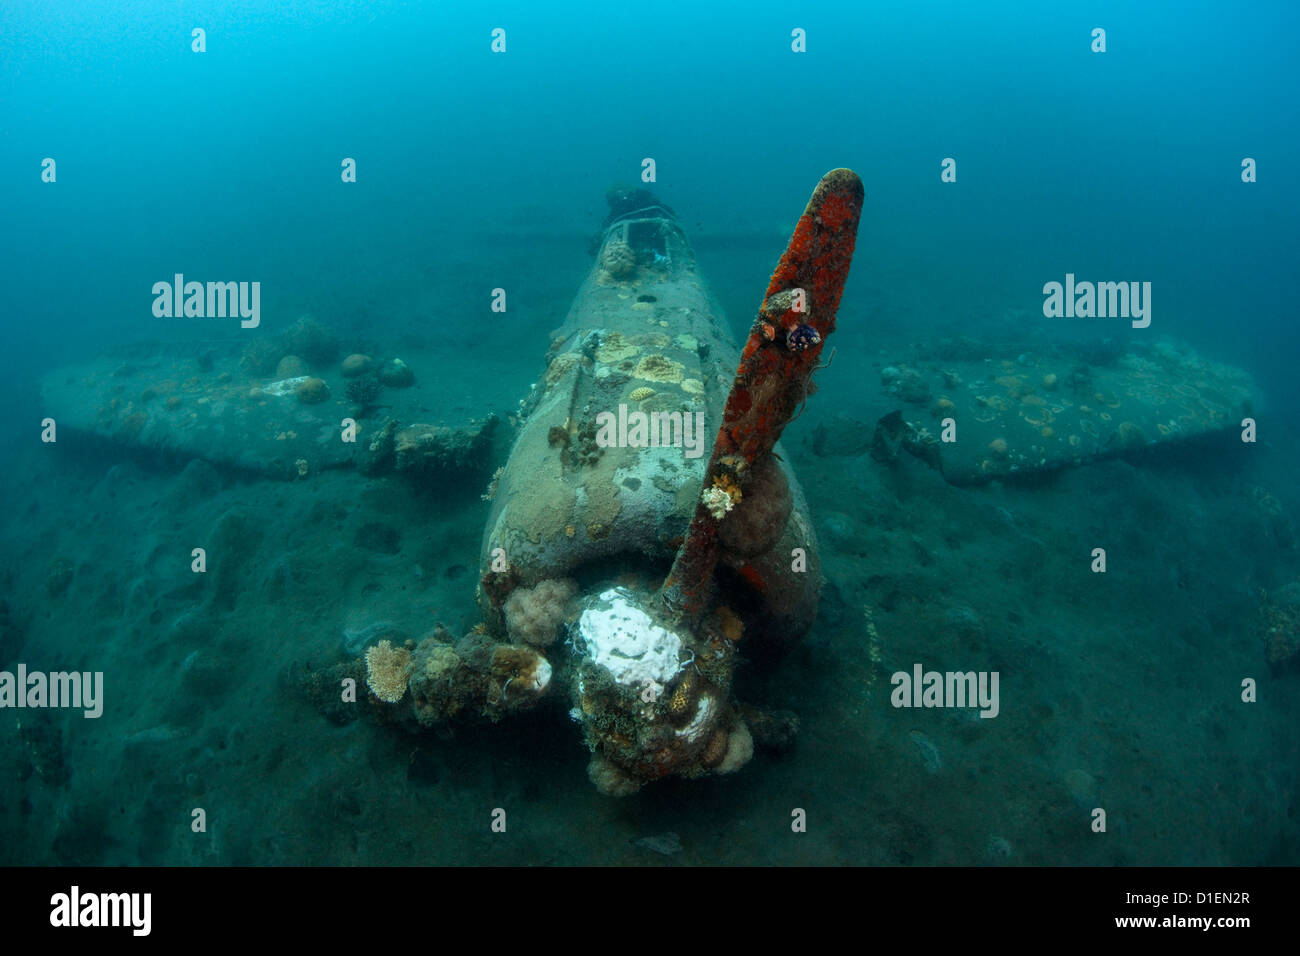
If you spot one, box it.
[1,0,1298,865]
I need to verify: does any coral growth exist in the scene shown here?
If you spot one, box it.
[702,473,743,520]
[786,324,822,352]
[702,486,734,520]
[275,355,308,378]
[364,640,412,703]
[340,353,374,378]
[666,672,699,723]
[378,358,415,388]
[490,644,553,701]
[1108,420,1148,451]
[715,719,753,774]
[408,639,465,724]
[594,332,638,364]
[503,578,578,646]
[633,354,685,384]
[599,240,637,280]
[563,419,604,469]
[345,375,381,408]
[578,588,684,687]
[295,377,330,404]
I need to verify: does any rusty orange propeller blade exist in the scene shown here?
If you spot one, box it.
[662,168,864,617]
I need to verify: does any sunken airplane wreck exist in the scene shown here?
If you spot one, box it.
[863,336,1256,486]
[320,171,1255,796]
[323,170,866,795]
[38,169,1258,795]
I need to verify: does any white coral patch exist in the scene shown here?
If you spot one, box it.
[701,486,734,520]
[263,376,311,397]
[578,588,683,688]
